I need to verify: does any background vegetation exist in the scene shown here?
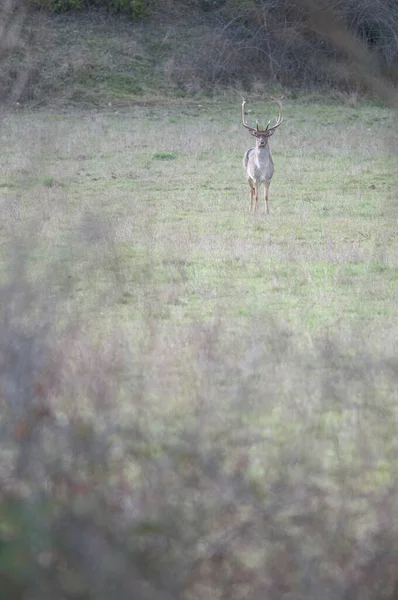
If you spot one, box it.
[1,0,398,104]
[0,1,397,599]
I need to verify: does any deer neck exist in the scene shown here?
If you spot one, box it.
[255,144,271,165]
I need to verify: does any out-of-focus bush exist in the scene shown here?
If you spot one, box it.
[1,232,398,600]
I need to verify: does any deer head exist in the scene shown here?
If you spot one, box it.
[241,97,283,147]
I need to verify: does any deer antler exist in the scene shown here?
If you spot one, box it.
[241,96,283,135]
[264,96,283,134]
[241,99,258,134]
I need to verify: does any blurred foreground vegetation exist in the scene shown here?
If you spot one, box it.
[1,234,398,600]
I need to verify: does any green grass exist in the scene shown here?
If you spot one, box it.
[1,99,397,336]
[1,98,397,459]
[1,93,398,599]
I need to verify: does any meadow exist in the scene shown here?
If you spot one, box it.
[2,98,397,345]
[1,95,398,598]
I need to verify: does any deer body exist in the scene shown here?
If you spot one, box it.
[243,142,274,213]
[241,98,283,214]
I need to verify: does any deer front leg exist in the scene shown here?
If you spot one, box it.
[264,182,270,215]
[250,187,255,211]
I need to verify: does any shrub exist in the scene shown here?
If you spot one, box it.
[26,0,84,12]
[164,0,398,95]
[24,0,150,17]
[109,0,149,19]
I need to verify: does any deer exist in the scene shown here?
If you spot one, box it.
[242,97,283,215]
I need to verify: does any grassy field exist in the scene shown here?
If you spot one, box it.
[2,98,397,327]
[1,95,397,417]
[1,95,398,466]
[1,95,398,597]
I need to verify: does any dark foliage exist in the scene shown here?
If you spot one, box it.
[21,0,398,91]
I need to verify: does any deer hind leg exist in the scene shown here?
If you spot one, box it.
[248,178,255,211]
[264,181,270,215]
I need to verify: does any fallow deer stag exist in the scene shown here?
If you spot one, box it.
[242,97,283,214]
